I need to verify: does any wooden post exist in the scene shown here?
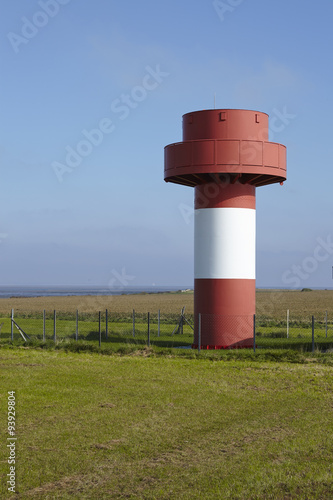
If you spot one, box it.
[132,309,135,337]
[99,311,101,347]
[11,309,14,341]
[180,307,184,335]
[43,309,46,341]
[158,309,160,337]
[53,310,56,343]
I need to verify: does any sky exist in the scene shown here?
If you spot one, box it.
[0,0,333,289]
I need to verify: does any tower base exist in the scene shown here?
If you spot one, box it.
[192,342,254,350]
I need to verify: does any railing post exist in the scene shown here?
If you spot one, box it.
[287,309,289,339]
[253,314,256,353]
[325,310,328,339]
[147,312,150,347]
[312,316,315,353]
[105,309,108,340]
[76,309,78,341]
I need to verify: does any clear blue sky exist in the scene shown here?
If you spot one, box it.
[0,0,332,289]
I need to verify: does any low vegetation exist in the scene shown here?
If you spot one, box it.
[1,292,333,498]
[1,349,333,499]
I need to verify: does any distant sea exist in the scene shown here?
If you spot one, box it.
[0,286,193,299]
[0,286,331,299]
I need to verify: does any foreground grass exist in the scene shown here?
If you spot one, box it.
[1,349,333,499]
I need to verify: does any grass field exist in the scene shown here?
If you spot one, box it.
[1,349,333,499]
[1,291,333,498]
[0,289,333,320]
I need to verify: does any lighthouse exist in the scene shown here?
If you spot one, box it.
[164,109,287,348]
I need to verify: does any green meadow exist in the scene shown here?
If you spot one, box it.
[1,349,333,499]
[1,291,333,498]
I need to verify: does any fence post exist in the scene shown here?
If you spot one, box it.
[43,309,46,341]
[53,310,56,344]
[99,311,101,348]
[11,309,14,341]
[253,314,256,353]
[132,309,135,338]
[312,316,315,353]
[76,309,78,341]
[325,310,328,339]
[147,312,150,347]
[158,309,160,337]
[198,313,201,353]
[287,309,289,339]
[105,309,108,340]
[180,307,184,335]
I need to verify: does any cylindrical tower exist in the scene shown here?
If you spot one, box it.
[164,109,287,349]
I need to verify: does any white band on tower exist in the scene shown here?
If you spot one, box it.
[194,207,256,280]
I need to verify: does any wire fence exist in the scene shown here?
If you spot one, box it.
[254,313,333,351]
[195,312,333,352]
[1,308,333,352]
[0,309,195,347]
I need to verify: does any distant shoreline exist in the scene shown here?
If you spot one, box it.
[1,287,332,301]
[6,290,194,300]
[0,286,194,300]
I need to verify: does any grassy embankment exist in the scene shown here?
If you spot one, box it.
[1,349,333,499]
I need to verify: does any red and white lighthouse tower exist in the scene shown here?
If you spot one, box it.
[164,109,287,348]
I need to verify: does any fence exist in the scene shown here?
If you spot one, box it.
[195,312,333,352]
[0,309,194,348]
[1,308,333,352]
[253,313,333,352]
